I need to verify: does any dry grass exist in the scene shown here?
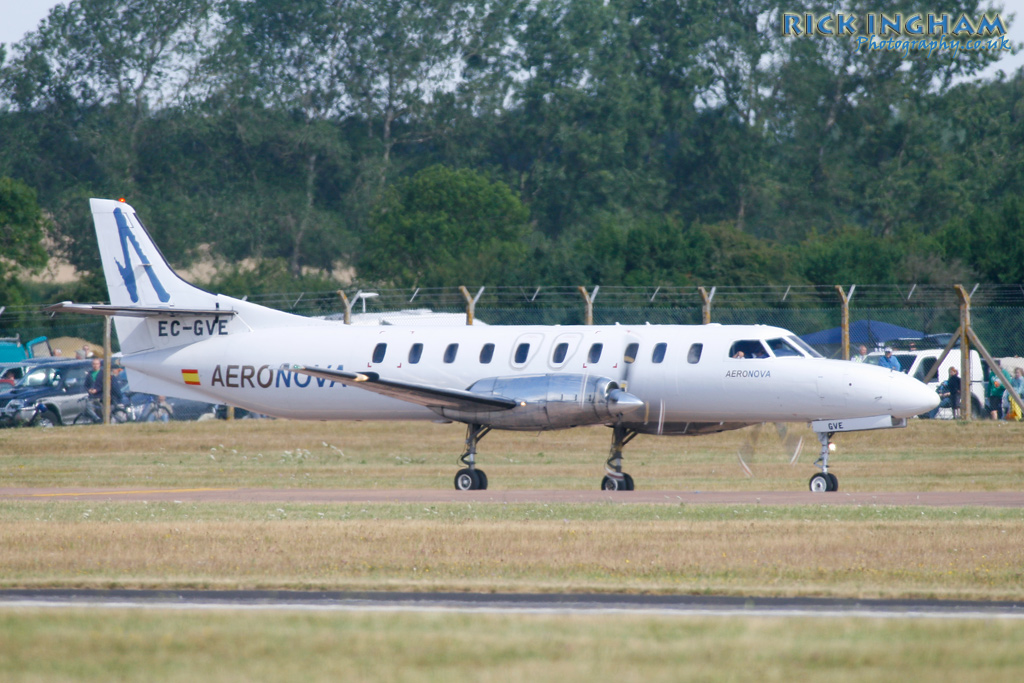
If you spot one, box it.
[2,419,1024,680]
[2,417,1022,491]
[1,505,1022,599]
[1,419,1023,599]
[2,610,1024,682]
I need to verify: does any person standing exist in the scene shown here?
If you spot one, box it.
[986,363,1008,420]
[83,358,103,422]
[852,345,868,362]
[925,366,961,420]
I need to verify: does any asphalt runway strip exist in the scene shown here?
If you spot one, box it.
[1,589,1023,619]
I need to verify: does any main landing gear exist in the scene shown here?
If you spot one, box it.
[602,423,637,491]
[809,430,839,492]
[453,423,490,490]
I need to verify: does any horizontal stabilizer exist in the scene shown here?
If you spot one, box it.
[44,302,238,318]
[285,364,517,412]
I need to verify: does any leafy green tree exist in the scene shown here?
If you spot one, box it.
[358,165,531,287]
[796,226,904,284]
[0,176,48,306]
[938,196,1024,284]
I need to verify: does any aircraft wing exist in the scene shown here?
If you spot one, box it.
[45,302,238,318]
[285,364,518,412]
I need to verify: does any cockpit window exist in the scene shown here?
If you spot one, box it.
[787,336,822,358]
[729,340,769,359]
[766,338,802,357]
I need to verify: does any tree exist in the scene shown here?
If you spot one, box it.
[1,0,213,189]
[0,176,48,306]
[358,165,531,286]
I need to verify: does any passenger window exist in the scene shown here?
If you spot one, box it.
[372,343,387,363]
[687,343,703,364]
[588,343,603,363]
[444,343,459,364]
[552,342,569,364]
[652,342,667,364]
[514,343,530,364]
[624,342,639,364]
[408,343,423,364]
[480,343,495,364]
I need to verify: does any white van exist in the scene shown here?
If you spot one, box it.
[864,348,985,418]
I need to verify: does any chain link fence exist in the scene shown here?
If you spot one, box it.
[4,284,1024,358]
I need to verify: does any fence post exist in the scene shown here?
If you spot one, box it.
[835,285,855,360]
[578,286,599,325]
[102,315,112,425]
[698,286,715,324]
[337,290,352,324]
[460,286,484,325]
[955,285,972,420]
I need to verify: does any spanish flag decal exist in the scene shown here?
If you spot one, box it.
[182,369,201,386]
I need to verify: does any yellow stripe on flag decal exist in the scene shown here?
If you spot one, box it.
[182,369,201,386]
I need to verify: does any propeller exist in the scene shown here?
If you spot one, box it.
[736,422,805,477]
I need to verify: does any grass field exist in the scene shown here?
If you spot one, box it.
[2,610,1024,682]
[2,416,1022,491]
[1,418,1023,680]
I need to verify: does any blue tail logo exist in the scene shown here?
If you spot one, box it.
[114,207,171,303]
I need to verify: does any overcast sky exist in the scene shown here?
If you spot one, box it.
[2,1,1024,79]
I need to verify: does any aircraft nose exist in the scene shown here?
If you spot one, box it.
[889,373,940,417]
[608,389,647,419]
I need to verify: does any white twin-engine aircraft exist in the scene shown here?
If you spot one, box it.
[47,199,939,492]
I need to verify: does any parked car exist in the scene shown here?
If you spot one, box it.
[864,348,985,418]
[0,360,94,427]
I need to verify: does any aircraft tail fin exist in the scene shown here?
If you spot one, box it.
[82,198,309,353]
[92,198,208,309]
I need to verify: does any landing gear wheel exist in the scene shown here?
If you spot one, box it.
[600,473,634,491]
[454,468,480,491]
[475,469,488,490]
[602,423,638,491]
[809,473,830,493]
[826,473,839,492]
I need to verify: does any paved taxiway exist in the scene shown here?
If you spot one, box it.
[2,590,1023,619]
[2,487,1023,506]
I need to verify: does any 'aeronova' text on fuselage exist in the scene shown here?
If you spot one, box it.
[210,364,345,389]
[724,369,771,379]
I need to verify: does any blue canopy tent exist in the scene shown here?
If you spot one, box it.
[800,320,924,350]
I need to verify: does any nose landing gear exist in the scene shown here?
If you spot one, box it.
[809,430,838,492]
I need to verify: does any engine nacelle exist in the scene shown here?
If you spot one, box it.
[438,374,646,430]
